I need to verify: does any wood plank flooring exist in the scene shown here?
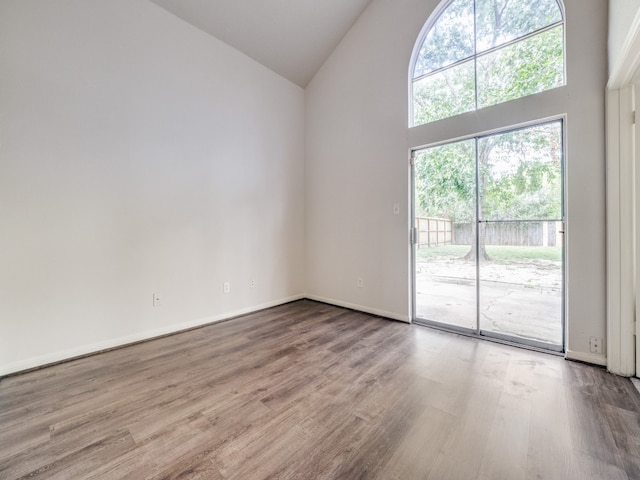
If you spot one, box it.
[1,299,640,479]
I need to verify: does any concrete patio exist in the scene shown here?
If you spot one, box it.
[415,256,563,346]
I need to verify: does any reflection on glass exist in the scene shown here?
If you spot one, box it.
[413,60,475,125]
[477,26,564,109]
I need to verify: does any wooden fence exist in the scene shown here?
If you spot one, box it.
[452,221,562,246]
[416,217,452,247]
[416,217,562,247]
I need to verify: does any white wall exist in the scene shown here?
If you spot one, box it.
[609,0,640,75]
[0,0,305,375]
[0,0,610,374]
[305,0,608,363]
[305,0,431,321]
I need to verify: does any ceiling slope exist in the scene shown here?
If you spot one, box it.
[149,0,373,87]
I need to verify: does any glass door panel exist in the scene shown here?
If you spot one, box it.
[477,123,564,348]
[414,139,477,331]
[413,121,564,351]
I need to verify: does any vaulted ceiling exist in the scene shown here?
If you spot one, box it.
[149,0,374,87]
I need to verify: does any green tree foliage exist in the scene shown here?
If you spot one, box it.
[479,122,562,220]
[416,122,562,260]
[413,61,476,124]
[412,0,564,124]
[477,26,563,109]
[413,0,564,260]
[417,123,562,220]
[416,140,475,222]
[475,0,562,52]
[414,0,474,77]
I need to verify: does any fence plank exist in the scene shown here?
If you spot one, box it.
[417,217,452,247]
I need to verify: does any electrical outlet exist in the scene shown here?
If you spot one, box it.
[357,277,363,288]
[250,279,255,288]
[589,336,602,354]
[223,282,230,294]
[153,293,161,307]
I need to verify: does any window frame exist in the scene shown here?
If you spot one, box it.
[410,115,567,351]
[409,0,566,127]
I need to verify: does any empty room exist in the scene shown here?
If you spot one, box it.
[1,0,640,478]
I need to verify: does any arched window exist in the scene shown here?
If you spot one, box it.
[411,0,565,126]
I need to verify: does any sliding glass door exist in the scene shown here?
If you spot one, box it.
[412,121,564,351]
[413,139,477,331]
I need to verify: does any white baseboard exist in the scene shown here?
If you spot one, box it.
[1,294,304,377]
[565,349,607,367]
[304,294,410,323]
[2,297,614,377]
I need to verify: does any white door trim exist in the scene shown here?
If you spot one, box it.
[606,5,640,377]
[608,9,640,90]
[606,85,636,377]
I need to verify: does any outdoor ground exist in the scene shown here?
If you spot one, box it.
[415,245,563,346]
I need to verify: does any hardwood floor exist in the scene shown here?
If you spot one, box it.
[1,299,640,479]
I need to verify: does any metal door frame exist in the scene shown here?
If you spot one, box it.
[411,117,566,353]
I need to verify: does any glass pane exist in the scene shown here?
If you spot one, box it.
[414,0,475,78]
[478,122,562,221]
[476,0,563,52]
[478,228,563,346]
[413,59,475,125]
[414,140,476,330]
[477,26,564,109]
[478,122,563,347]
